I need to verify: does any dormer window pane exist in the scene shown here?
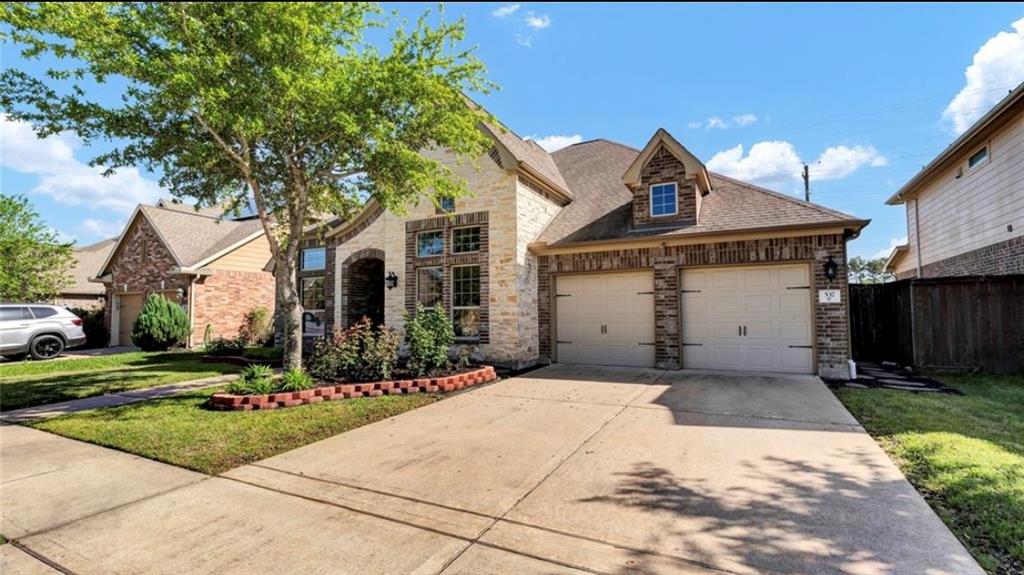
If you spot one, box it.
[650,183,678,217]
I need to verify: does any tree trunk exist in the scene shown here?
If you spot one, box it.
[276,253,303,370]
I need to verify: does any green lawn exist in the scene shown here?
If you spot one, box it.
[0,352,239,411]
[31,388,439,474]
[835,373,1024,574]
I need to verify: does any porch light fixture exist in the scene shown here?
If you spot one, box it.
[385,271,399,290]
[176,287,186,300]
[823,256,838,281]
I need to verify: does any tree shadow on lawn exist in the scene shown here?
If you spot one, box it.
[0,354,238,411]
[579,452,984,575]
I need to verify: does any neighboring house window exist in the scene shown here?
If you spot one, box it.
[300,277,325,336]
[451,265,481,339]
[452,226,481,253]
[416,266,443,309]
[649,182,678,217]
[417,230,444,257]
[439,197,455,213]
[302,247,326,271]
[968,146,988,169]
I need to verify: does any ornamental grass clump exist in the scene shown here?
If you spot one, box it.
[227,364,275,395]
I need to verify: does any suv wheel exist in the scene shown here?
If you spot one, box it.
[30,335,65,360]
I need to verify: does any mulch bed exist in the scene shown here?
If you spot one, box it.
[209,365,497,411]
[824,362,961,395]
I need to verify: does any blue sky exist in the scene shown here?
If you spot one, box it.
[2,3,1023,260]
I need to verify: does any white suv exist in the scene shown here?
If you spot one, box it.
[0,305,88,360]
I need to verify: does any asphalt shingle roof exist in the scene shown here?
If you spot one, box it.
[139,205,264,268]
[66,238,117,294]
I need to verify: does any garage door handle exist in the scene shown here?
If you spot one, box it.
[786,286,811,290]
[636,291,654,295]
[789,345,812,349]
[557,340,573,344]
[743,326,747,336]
[638,342,655,346]
[681,343,703,347]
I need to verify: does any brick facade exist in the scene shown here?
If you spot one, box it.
[919,234,1024,278]
[191,269,275,344]
[537,233,852,378]
[630,145,697,227]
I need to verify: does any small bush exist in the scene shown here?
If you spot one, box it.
[405,304,454,376]
[68,306,108,348]
[242,346,284,361]
[238,306,273,347]
[205,337,245,356]
[308,318,400,382]
[131,294,190,351]
[277,368,315,392]
[227,364,275,395]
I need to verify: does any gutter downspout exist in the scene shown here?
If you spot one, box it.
[187,275,197,348]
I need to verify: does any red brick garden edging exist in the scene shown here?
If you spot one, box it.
[209,366,497,411]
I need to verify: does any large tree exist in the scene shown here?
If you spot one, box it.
[1,3,494,368]
[0,194,74,302]
[848,256,894,284]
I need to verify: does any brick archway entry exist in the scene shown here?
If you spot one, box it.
[343,249,385,328]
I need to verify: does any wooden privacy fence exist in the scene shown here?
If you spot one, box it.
[850,275,1024,374]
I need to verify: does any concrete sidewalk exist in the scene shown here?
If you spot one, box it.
[1,365,984,574]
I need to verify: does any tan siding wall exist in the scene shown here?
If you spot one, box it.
[513,177,562,365]
[895,203,919,276]
[206,235,273,272]
[914,110,1024,266]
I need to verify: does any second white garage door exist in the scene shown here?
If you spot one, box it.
[681,264,813,374]
[555,271,655,368]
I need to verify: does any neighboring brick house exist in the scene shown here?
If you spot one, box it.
[92,200,274,347]
[885,82,1024,279]
[315,124,867,378]
[54,238,116,310]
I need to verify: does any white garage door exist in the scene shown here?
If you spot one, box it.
[681,264,813,373]
[555,271,655,368]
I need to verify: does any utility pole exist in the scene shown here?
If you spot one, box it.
[802,164,810,202]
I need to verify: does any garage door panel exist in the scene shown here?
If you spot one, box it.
[682,264,813,374]
[556,272,655,368]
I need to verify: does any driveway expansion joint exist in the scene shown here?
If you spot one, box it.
[10,540,77,575]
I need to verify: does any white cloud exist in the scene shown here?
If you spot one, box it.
[526,134,582,152]
[687,121,703,129]
[707,140,888,188]
[732,113,758,127]
[491,4,520,18]
[47,227,76,244]
[706,116,728,130]
[0,114,163,214]
[514,33,532,48]
[873,236,908,260]
[942,18,1024,135]
[78,218,125,240]
[524,12,551,29]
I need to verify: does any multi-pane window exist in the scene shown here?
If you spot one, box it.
[300,277,325,336]
[452,226,481,253]
[968,146,988,169]
[416,266,443,309]
[301,247,326,271]
[439,197,455,213]
[417,231,444,257]
[452,265,481,338]
[649,182,678,217]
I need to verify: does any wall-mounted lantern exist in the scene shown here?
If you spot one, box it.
[823,256,838,281]
[176,287,186,300]
[385,271,399,290]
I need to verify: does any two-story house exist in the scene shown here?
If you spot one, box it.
[314,124,868,378]
[886,82,1023,279]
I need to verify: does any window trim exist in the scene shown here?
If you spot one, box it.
[450,264,481,340]
[649,182,679,218]
[415,265,444,310]
[416,230,445,258]
[301,246,327,271]
[966,144,990,172]
[451,225,482,254]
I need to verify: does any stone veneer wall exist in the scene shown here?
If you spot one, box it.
[630,144,697,227]
[919,235,1024,278]
[191,269,275,344]
[103,216,192,344]
[537,233,852,378]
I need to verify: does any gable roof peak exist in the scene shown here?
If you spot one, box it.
[622,128,712,193]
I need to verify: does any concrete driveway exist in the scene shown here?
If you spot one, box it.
[4,365,982,574]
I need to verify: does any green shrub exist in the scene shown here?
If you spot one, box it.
[242,346,284,361]
[131,294,190,351]
[68,306,108,348]
[308,318,400,382]
[276,368,315,392]
[238,306,273,347]
[227,364,275,395]
[405,304,454,376]
[204,336,245,356]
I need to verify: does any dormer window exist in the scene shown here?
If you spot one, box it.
[650,182,678,217]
